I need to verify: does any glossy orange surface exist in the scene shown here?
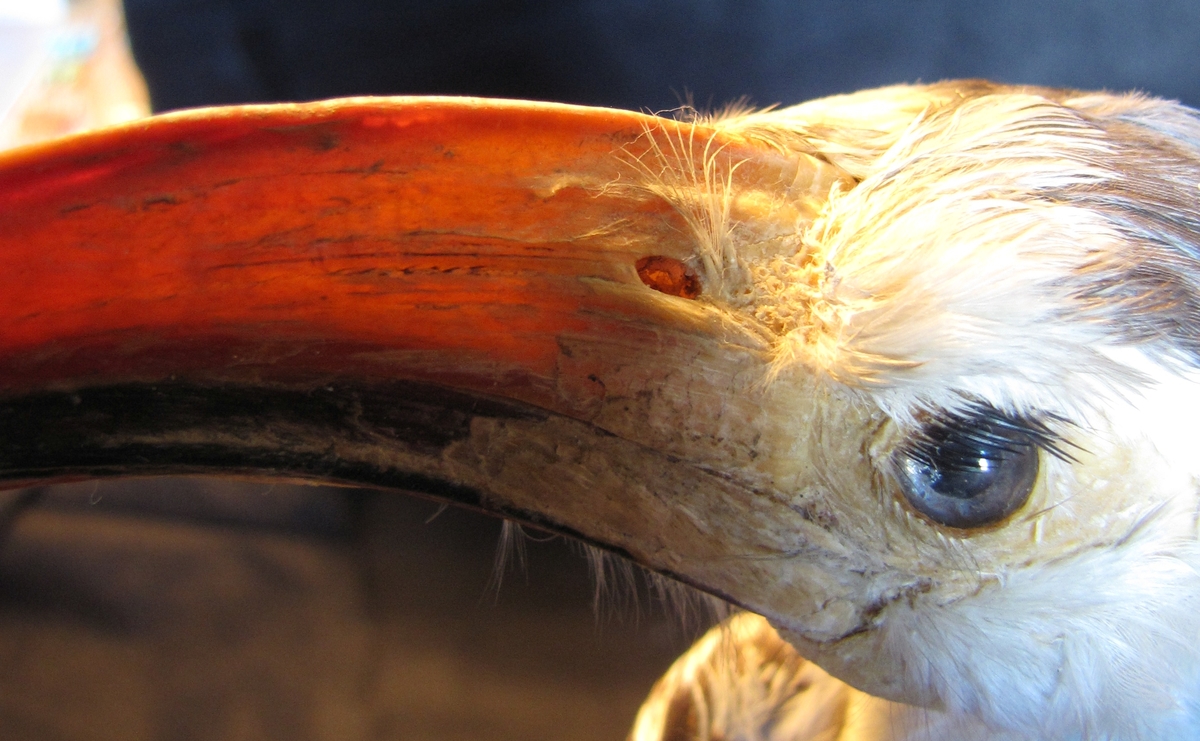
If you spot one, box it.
[0,98,729,415]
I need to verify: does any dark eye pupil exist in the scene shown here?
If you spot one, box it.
[925,435,1008,498]
[895,413,1039,529]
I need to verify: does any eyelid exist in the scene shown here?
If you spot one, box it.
[917,402,1079,463]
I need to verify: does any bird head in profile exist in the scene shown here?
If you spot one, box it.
[1,81,1199,740]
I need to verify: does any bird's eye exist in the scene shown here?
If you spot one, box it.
[893,410,1040,529]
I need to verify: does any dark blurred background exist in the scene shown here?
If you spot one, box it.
[4,2,1200,740]
[124,0,1200,113]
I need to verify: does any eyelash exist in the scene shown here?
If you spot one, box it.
[905,403,1076,465]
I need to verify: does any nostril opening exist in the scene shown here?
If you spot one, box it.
[636,256,701,299]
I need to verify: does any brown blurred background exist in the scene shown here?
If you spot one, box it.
[0,479,693,740]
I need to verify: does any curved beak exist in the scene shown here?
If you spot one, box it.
[0,98,849,620]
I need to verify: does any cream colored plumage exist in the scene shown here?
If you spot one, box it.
[620,82,1200,741]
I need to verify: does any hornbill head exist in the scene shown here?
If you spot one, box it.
[3,81,1200,739]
